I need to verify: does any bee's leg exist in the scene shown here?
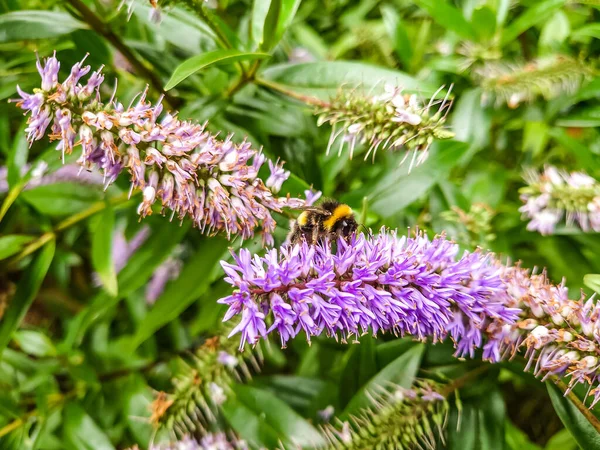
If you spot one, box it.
[311,226,320,245]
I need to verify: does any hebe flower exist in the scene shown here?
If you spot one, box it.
[322,381,448,450]
[519,166,600,235]
[485,264,600,407]
[218,229,521,352]
[315,84,454,170]
[14,52,304,244]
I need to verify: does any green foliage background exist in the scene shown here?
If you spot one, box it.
[1,0,600,448]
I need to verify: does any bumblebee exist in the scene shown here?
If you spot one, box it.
[288,199,358,245]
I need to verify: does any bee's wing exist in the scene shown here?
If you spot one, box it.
[299,206,333,216]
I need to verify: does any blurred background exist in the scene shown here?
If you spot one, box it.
[1,0,599,448]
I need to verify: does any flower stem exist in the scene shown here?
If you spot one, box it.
[554,378,600,433]
[5,192,136,268]
[64,0,180,108]
[255,77,330,107]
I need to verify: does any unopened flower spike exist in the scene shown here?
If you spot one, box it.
[150,332,263,436]
[14,52,305,245]
[321,381,448,450]
[316,83,454,171]
[478,55,595,108]
[519,165,600,235]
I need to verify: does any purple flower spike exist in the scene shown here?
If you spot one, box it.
[14,52,307,243]
[219,229,521,352]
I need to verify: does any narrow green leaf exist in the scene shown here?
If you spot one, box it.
[63,222,189,348]
[364,140,470,218]
[62,403,115,450]
[413,0,476,40]
[0,10,87,43]
[584,274,600,294]
[341,344,424,418]
[381,5,413,69]
[0,235,34,260]
[165,49,270,90]
[252,0,272,47]
[127,237,229,349]
[0,240,55,357]
[90,206,117,296]
[547,383,600,449]
[13,330,56,357]
[223,385,325,448]
[262,0,281,51]
[21,183,103,217]
[500,0,565,46]
[261,61,437,99]
[451,88,491,151]
[339,335,378,408]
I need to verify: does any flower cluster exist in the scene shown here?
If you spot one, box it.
[478,55,594,108]
[323,381,448,450]
[315,84,454,170]
[142,433,249,450]
[15,53,304,244]
[219,229,521,352]
[519,166,600,235]
[151,333,262,435]
[486,264,600,407]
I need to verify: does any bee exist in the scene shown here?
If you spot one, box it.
[288,199,358,245]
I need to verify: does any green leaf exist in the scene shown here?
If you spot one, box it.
[0,241,55,358]
[260,61,437,99]
[222,385,325,448]
[254,0,302,51]
[471,6,497,40]
[447,388,506,450]
[165,49,270,90]
[62,403,115,450]
[571,24,600,42]
[341,344,424,418]
[20,183,103,217]
[584,274,600,294]
[500,0,565,46]
[381,4,413,69]
[0,10,87,43]
[339,334,378,408]
[362,140,470,218]
[451,88,491,151]
[90,206,117,296]
[132,4,217,53]
[262,0,282,51]
[547,383,600,449]
[413,0,476,40]
[63,221,189,348]
[127,236,229,349]
[0,235,34,260]
[555,106,600,128]
[13,330,56,357]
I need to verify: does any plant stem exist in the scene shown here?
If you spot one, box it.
[64,0,180,109]
[255,77,330,107]
[554,378,600,434]
[6,192,136,268]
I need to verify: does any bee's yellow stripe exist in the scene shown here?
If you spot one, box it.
[323,204,353,230]
[297,211,309,226]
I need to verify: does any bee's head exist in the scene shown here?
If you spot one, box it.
[334,215,358,238]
